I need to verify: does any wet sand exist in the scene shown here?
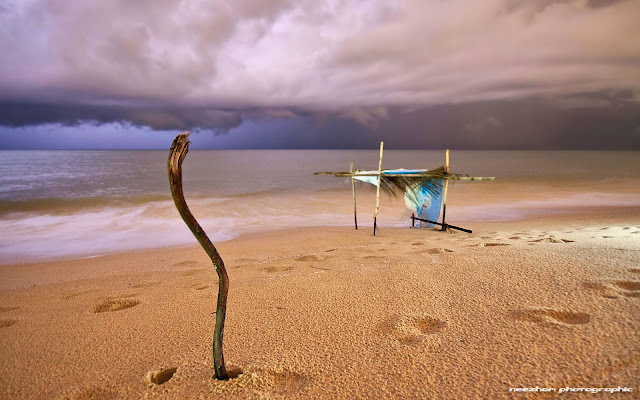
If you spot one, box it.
[1,208,639,399]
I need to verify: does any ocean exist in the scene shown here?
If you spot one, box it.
[1,150,639,264]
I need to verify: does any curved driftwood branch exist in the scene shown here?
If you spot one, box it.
[168,132,229,380]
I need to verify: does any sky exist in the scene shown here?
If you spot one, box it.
[1,0,639,149]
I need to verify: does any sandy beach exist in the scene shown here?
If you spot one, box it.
[1,207,638,399]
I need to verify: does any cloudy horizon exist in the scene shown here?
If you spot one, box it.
[1,0,639,149]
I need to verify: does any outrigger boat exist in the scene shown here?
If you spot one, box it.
[314,142,494,235]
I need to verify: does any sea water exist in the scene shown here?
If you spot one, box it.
[1,150,639,263]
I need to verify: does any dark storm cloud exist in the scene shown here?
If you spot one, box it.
[293,93,640,150]
[0,0,639,143]
[0,102,244,132]
[506,0,625,12]
[371,95,640,150]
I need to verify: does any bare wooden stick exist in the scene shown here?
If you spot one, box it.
[168,132,229,380]
[373,142,384,235]
[350,162,358,230]
[441,149,450,231]
[445,148,449,173]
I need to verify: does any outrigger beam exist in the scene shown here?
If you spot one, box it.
[411,213,472,234]
[314,172,494,181]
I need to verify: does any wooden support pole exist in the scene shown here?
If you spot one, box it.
[441,149,450,231]
[373,142,384,235]
[351,162,357,230]
[445,148,449,173]
[168,132,229,380]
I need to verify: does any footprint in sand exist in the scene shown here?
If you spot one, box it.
[415,248,454,254]
[529,237,574,243]
[191,283,211,291]
[614,281,640,291]
[510,308,591,326]
[380,314,447,344]
[173,260,198,268]
[91,296,140,313]
[60,385,121,400]
[0,307,19,328]
[145,367,178,385]
[294,254,326,262]
[582,282,619,299]
[584,280,640,299]
[0,319,17,328]
[181,268,206,276]
[262,265,293,274]
[628,268,640,274]
[614,281,640,298]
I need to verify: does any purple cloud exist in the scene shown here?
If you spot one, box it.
[0,0,638,130]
